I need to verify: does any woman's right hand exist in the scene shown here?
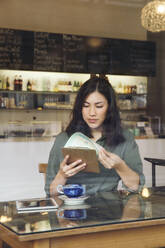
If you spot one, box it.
[50,155,86,196]
[59,155,86,179]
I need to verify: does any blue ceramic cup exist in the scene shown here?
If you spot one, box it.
[58,209,87,220]
[57,184,86,198]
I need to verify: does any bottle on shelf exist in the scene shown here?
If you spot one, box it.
[131,85,137,94]
[0,80,2,90]
[68,81,72,92]
[31,79,37,91]
[27,80,32,91]
[117,82,123,94]
[2,78,6,90]
[18,75,23,91]
[124,85,128,94]
[90,74,97,78]
[14,75,19,91]
[73,81,77,92]
[6,77,10,90]
[76,81,80,91]
[53,82,59,92]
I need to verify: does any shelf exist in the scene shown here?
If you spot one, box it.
[0,90,77,94]
[117,93,147,96]
[0,107,73,111]
[119,108,146,112]
[0,90,147,96]
[0,90,147,112]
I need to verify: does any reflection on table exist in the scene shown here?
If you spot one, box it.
[1,189,165,235]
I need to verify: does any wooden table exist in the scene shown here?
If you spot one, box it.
[1,191,165,248]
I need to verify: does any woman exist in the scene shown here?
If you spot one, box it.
[45,77,145,196]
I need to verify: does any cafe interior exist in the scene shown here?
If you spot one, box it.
[0,0,165,247]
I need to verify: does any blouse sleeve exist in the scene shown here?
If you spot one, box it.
[44,132,68,196]
[121,132,145,192]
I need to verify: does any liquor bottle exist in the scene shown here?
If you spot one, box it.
[14,76,16,91]
[73,81,77,92]
[18,75,23,91]
[90,74,97,78]
[6,77,10,90]
[68,81,72,92]
[0,80,2,90]
[27,80,32,91]
[76,81,80,91]
[118,82,123,94]
[14,75,19,91]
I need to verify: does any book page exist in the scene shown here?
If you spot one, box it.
[64,132,103,155]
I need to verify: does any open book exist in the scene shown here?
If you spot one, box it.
[62,132,103,173]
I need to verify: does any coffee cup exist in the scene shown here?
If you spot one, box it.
[58,209,87,220]
[57,184,86,198]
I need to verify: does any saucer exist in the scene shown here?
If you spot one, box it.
[58,195,89,205]
[60,203,90,210]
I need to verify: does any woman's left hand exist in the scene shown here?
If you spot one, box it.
[98,147,124,170]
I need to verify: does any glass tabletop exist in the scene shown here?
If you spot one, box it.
[0,190,165,236]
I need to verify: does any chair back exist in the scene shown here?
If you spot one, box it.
[38,163,48,181]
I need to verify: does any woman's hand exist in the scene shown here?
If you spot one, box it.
[59,155,86,179]
[50,155,86,196]
[98,148,140,191]
[98,148,124,170]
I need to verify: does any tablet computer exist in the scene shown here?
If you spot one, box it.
[16,198,58,213]
[62,147,100,173]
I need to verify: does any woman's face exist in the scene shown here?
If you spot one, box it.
[82,91,108,131]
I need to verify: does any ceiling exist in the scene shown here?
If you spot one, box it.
[0,0,147,40]
[78,0,148,8]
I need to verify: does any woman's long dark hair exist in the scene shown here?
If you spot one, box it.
[66,77,125,146]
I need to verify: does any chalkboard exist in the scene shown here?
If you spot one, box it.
[63,34,86,73]
[86,37,111,74]
[0,28,156,76]
[33,32,63,72]
[20,31,34,70]
[129,40,156,76]
[110,38,156,76]
[0,28,12,69]
[110,39,130,75]
[0,29,33,70]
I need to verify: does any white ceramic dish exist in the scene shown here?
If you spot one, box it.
[58,195,89,205]
[60,203,90,210]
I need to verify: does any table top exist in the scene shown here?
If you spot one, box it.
[1,190,165,241]
[144,157,165,165]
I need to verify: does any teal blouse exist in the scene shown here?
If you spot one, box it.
[45,130,145,195]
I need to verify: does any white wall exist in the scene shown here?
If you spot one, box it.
[1,138,164,201]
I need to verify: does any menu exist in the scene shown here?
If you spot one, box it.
[33,32,63,72]
[0,27,156,76]
[0,28,33,70]
[63,34,86,72]
[86,37,111,74]
[129,40,156,76]
[110,38,156,76]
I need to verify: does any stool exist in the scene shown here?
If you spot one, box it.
[144,157,165,187]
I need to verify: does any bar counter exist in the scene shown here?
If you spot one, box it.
[1,190,165,248]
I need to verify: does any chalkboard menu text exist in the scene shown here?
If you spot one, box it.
[0,28,156,76]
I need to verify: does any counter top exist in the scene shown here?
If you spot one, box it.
[0,135,163,142]
[0,136,55,142]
